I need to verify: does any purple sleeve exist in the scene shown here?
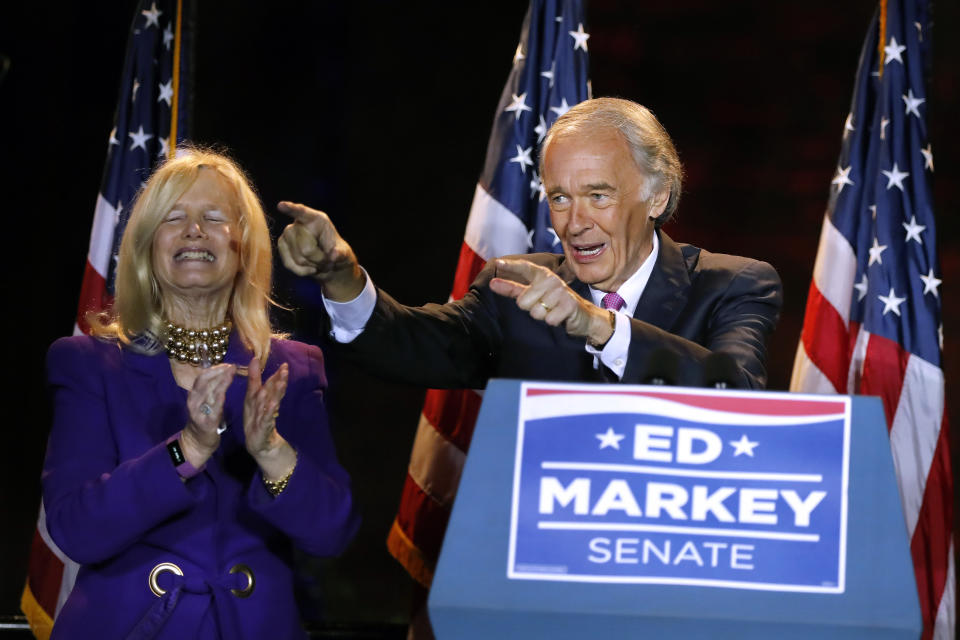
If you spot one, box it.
[41,337,197,565]
[245,342,359,556]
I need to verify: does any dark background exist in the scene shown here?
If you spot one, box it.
[1,0,957,630]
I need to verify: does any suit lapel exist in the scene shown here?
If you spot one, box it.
[632,230,691,332]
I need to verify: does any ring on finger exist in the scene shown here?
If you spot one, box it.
[539,301,553,312]
[199,403,213,416]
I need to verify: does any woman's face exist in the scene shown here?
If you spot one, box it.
[151,169,242,304]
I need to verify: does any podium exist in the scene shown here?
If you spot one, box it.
[428,380,921,639]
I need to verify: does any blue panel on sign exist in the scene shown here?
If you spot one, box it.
[508,383,851,593]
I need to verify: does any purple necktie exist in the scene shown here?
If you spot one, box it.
[601,292,625,311]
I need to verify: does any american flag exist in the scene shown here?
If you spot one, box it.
[385,0,591,587]
[21,1,192,636]
[790,1,953,638]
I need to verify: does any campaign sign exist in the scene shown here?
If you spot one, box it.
[507,382,851,593]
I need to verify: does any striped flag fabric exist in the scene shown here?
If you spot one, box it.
[21,1,192,636]
[385,0,591,587]
[790,1,953,638]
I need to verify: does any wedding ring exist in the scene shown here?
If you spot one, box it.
[539,301,553,312]
[199,403,213,416]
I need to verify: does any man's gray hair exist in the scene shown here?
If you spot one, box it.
[540,97,684,225]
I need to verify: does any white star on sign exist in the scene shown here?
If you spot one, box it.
[880,116,890,140]
[868,237,887,266]
[920,144,934,172]
[569,23,590,51]
[920,269,942,298]
[163,23,174,50]
[513,42,525,66]
[596,427,625,450]
[843,113,855,137]
[158,136,169,158]
[879,287,906,316]
[881,163,909,191]
[128,125,153,151]
[526,229,535,249]
[141,2,162,28]
[534,115,547,143]
[884,36,906,64]
[902,216,926,244]
[550,97,571,119]
[729,435,759,457]
[505,92,532,120]
[157,79,173,106]
[509,145,534,174]
[903,89,925,118]
[831,165,854,193]
[853,273,869,301]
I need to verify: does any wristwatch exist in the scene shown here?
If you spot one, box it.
[165,432,205,479]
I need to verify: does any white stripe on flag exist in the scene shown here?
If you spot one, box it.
[88,194,118,277]
[846,326,870,392]
[464,184,531,261]
[789,341,837,393]
[888,354,945,537]
[36,501,79,617]
[933,542,955,640]
[812,214,856,324]
[408,412,467,506]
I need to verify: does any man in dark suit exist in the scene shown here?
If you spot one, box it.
[277,98,782,389]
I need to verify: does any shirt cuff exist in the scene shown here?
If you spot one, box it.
[321,268,376,343]
[585,312,631,379]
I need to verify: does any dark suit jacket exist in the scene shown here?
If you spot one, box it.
[342,230,782,389]
[43,335,358,640]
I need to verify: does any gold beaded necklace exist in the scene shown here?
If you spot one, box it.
[163,320,232,366]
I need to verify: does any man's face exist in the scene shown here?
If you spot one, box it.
[543,130,667,292]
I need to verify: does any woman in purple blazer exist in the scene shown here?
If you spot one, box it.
[43,149,359,639]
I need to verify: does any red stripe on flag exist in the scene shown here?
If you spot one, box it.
[524,388,846,416]
[859,333,910,428]
[421,388,482,453]
[910,415,954,640]
[75,259,109,334]
[450,241,487,301]
[799,281,849,392]
[395,473,451,564]
[26,528,63,616]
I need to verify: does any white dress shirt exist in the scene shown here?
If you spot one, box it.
[322,232,660,381]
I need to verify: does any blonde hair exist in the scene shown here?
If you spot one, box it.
[541,97,684,226]
[91,147,279,361]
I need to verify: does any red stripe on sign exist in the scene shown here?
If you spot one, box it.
[524,388,846,416]
[859,333,910,428]
[910,415,954,640]
[800,281,850,391]
[422,388,482,453]
[395,473,451,566]
[27,527,64,616]
[450,241,487,301]
[75,259,109,334]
